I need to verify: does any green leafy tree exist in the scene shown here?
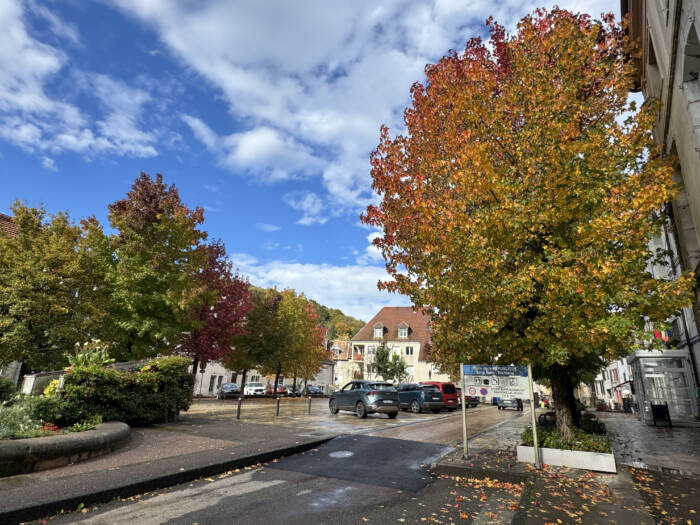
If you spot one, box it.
[390,353,409,383]
[0,203,109,371]
[105,173,208,360]
[362,9,694,439]
[372,340,393,380]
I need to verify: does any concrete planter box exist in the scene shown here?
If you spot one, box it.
[517,445,616,473]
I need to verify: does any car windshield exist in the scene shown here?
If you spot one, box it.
[221,383,237,389]
[370,383,396,391]
[442,384,456,394]
[249,383,263,387]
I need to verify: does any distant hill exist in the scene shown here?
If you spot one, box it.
[248,285,365,340]
[308,300,365,340]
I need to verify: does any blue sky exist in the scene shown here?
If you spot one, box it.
[1,0,617,321]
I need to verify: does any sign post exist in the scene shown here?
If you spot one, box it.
[460,364,468,459]
[527,363,541,469]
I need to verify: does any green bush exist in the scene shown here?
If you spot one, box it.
[0,397,42,439]
[521,423,611,453]
[45,356,193,427]
[0,377,16,402]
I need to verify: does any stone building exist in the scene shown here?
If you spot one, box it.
[349,307,451,384]
[622,0,700,419]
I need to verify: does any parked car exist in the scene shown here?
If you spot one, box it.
[217,382,241,399]
[243,382,265,396]
[397,383,444,413]
[329,380,399,418]
[265,384,288,397]
[302,384,324,397]
[498,398,522,411]
[420,381,458,411]
[466,395,480,408]
[284,385,301,397]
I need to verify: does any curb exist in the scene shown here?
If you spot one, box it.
[0,436,334,525]
[0,422,130,478]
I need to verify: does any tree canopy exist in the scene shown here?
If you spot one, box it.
[363,9,694,439]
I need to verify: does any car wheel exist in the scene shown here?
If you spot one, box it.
[387,411,398,419]
[432,409,441,414]
[410,400,421,413]
[329,399,339,414]
[356,401,367,418]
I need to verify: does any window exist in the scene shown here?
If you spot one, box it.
[398,326,408,338]
[374,327,383,338]
[368,346,375,355]
[208,375,216,393]
[217,376,223,389]
[232,372,238,383]
[405,346,413,356]
[406,365,414,377]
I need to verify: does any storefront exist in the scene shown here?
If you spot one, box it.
[627,350,699,421]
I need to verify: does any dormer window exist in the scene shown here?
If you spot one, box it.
[398,323,409,338]
[373,323,383,339]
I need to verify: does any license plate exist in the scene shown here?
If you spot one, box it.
[382,400,393,404]
[432,397,440,400]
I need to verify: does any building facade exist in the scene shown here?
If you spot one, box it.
[624,0,700,420]
[349,307,451,385]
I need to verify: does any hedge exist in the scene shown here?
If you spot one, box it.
[32,356,194,427]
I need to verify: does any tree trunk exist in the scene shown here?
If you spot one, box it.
[274,363,282,396]
[549,363,577,441]
[191,357,199,377]
[292,376,297,395]
[240,369,248,398]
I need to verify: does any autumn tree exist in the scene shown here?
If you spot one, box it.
[0,203,109,370]
[105,173,208,360]
[372,341,393,381]
[363,9,694,440]
[180,240,252,375]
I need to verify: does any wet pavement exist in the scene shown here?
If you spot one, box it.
[597,411,700,477]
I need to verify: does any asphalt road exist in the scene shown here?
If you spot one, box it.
[39,405,530,525]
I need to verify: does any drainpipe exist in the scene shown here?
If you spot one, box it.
[662,0,683,145]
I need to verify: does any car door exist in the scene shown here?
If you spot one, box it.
[336,382,354,409]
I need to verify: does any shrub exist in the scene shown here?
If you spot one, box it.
[0,398,42,439]
[68,339,115,367]
[0,377,17,402]
[521,423,612,453]
[46,356,193,427]
[43,379,60,398]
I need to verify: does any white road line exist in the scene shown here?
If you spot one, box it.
[78,471,284,525]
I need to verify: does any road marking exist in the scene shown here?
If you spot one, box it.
[78,471,284,525]
[328,450,354,458]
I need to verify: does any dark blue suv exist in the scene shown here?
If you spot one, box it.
[397,383,445,413]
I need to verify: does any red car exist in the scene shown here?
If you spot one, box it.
[265,384,288,397]
[420,381,458,411]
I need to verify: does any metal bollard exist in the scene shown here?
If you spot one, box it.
[276,396,280,416]
[308,396,312,414]
[236,396,242,420]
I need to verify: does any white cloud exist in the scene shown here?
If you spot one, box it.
[230,253,409,321]
[181,115,321,181]
[0,1,156,165]
[256,222,280,232]
[284,192,327,226]
[110,0,619,223]
[357,231,385,264]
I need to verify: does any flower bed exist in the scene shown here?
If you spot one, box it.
[0,397,101,440]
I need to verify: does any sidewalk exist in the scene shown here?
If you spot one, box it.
[429,411,700,524]
[0,414,335,524]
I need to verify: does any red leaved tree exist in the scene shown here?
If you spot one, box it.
[181,240,252,375]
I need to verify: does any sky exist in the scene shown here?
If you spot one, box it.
[1,0,620,321]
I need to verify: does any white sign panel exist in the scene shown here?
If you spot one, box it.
[462,365,529,398]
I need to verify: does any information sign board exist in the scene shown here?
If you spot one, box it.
[462,364,529,398]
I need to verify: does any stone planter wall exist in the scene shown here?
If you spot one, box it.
[0,422,130,478]
[517,445,616,473]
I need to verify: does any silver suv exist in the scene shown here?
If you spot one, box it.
[329,380,399,418]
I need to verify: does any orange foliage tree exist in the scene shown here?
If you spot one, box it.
[363,9,694,439]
